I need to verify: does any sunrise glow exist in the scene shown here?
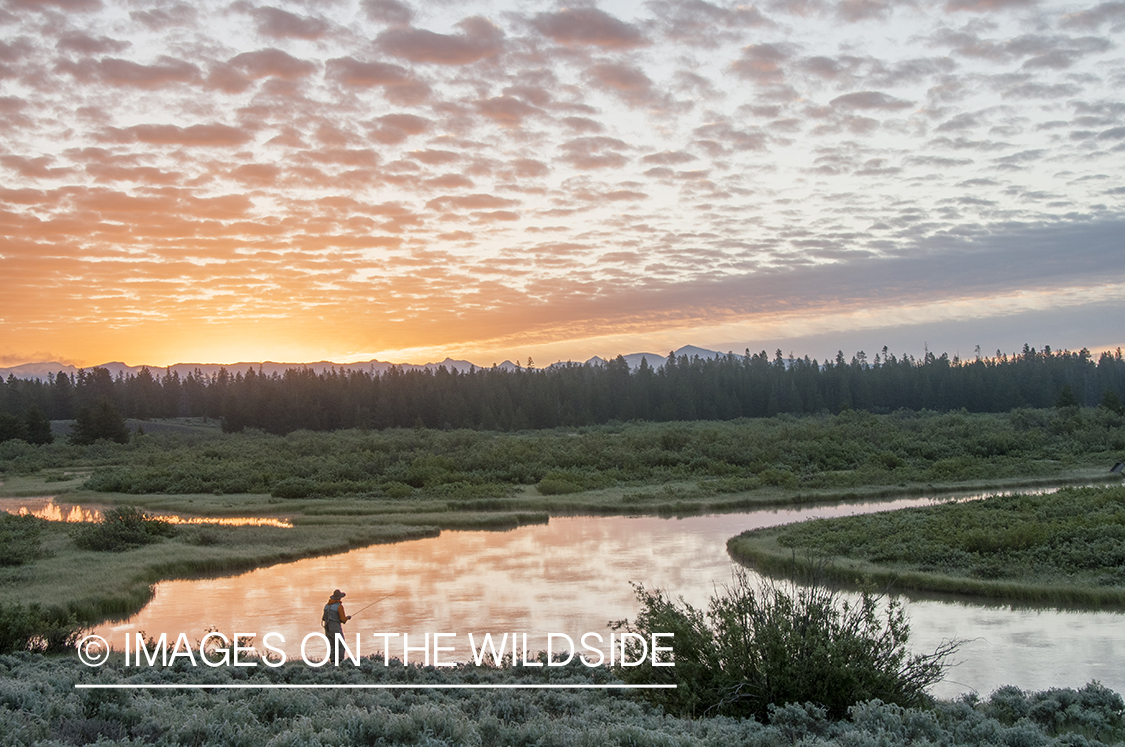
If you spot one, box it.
[2,0,1122,368]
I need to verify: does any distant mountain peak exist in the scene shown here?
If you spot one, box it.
[0,346,730,380]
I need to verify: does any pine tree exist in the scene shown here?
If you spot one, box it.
[1101,389,1124,416]
[69,399,130,445]
[1055,384,1079,409]
[23,406,53,445]
[0,412,28,443]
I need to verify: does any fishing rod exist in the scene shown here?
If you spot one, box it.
[350,592,397,617]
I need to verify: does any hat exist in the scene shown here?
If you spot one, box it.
[329,589,346,600]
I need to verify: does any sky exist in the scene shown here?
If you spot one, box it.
[1,0,1123,368]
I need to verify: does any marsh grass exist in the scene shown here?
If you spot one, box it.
[728,485,1125,606]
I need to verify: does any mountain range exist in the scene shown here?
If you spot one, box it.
[0,346,727,381]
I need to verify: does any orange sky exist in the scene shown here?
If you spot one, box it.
[2,0,1123,368]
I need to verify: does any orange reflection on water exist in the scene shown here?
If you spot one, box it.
[0,498,292,528]
[18,501,101,522]
[158,515,293,528]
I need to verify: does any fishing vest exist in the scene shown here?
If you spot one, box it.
[323,601,342,626]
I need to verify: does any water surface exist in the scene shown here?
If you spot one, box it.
[87,488,1125,698]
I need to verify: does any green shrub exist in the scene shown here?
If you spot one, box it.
[71,507,176,552]
[381,481,414,499]
[613,569,958,720]
[0,602,86,654]
[0,514,47,566]
[270,477,318,499]
[536,477,583,495]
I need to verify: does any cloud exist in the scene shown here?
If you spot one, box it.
[103,123,253,147]
[56,32,129,55]
[586,62,655,107]
[836,0,896,21]
[1,155,71,178]
[1061,2,1125,30]
[62,56,201,88]
[642,151,697,165]
[529,7,648,48]
[730,43,791,85]
[362,0,414,25]
[510,158,548,177]
[253,7,329,40]
[326,56,430,103]
[7,0,101,12]
[829,91,913,109]
[561,116,604,133]
[558,136,630,170]
[129,5,197,30]
[647,0,770,44]
[229,49,317,80]
[377,16,504,65]
[692,121,768,152]
[477,95,539,126]
[3,0,1124,366]
[945,0,1036,11]
[426,194,520,211]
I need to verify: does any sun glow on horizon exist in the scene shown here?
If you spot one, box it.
[1,0,1122,370]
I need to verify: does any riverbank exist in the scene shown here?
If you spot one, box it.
[728,485,1125,607]
[3,654,1123,746]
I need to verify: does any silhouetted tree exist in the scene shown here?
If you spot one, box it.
[1056,384,1079,408]
[1101,389,1124,416]
[69,399,129,445]
[0,412,28,443]
[23,406,53,445]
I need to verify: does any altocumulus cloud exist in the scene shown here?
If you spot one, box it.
[0,0,1122,365]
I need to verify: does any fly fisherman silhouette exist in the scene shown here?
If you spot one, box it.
[322,589,351,640]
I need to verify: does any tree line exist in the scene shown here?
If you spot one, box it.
[1,345,1123,437]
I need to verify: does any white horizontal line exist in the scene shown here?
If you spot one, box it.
[75,683,676,690]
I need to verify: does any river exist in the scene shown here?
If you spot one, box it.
[45,489,1121,699]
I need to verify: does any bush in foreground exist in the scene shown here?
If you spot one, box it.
[613,569,959,720]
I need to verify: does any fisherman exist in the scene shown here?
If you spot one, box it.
[322,589,351,640]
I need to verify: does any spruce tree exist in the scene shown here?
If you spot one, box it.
[69,399,129,445]
[23,406,53,445]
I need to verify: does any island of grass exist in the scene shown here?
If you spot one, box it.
[727,485,1125,606]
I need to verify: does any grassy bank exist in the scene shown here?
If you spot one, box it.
[2,654,1123,746]
[728,485,1125,606]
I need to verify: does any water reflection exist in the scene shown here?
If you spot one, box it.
[90,487,1125,699]
[0,497,293,528]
